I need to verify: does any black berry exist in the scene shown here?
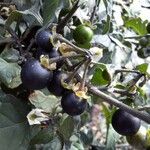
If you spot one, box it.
[111,109,141,136]
[21,59,53,90]
[61,91,87,116]
[47,71,65,96]
[35,30,53,50]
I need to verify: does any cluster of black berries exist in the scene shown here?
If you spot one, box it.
[20,29,87,116]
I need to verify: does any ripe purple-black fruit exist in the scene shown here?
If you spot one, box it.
[35,30,53,50]
[61,91,87,116]
[111,109,141,136]
[47,71,65,96]
[21,59,53,90]
[146,23,150,33]
[36,47,63,69]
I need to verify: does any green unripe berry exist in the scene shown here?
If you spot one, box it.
[73,25,93,45]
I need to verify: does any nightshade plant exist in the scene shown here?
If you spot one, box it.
[0,0,150,150]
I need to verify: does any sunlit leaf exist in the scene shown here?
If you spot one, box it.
[124,17,148,35]
[59,115,74,141]
[91,68,111,86]
[106,125,120,150]
[135,63,148,74]
[0,91,40,150]
[29,90,59,113]
[0,58,21,88]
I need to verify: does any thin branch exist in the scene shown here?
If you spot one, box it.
[26,38,35,52]
[5,26,24,55]
[115,69,141,75]
[54,34,91,55]
[65,58,87,83]
[56,0,80,33]
[124,34,150,39]
[127,74,143,91]
[49,53,84,64]
[90,0,97,23]
[113,88,136,97]
[79,59,91,90]
[89,86,150,124]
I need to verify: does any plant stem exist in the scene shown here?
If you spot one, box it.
[56,0,80,33]
[90,0,97,24]
[65,58,87,83]
[89,86,150,124]
[127,74,143,91]
[6,26,24,56]
[113,88,136,97]
[115,69,141,75]
[54,34,90,55]
[124,34,150,39]
[49,53,84,64]
[26,38,35,52]
[79,59,91,90]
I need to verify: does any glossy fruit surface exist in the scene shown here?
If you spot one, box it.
[36,48,63,69]
[61,91,87,116]
[73,25,93,44]
[47,71,65,96]
[21,59,53,90]
[35,30,53,50]
[147,23,150,33]
[139,37,149,47]
[111,109,141,136]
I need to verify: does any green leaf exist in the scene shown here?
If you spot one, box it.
[0,91,40,150]
[0,58,21,88]
[59,115,74,141]
[43,0,60,25]
[102,15,111,34]
[91,68,111,86]
[80,129,93,145]
[5,11,22,27]
[101,103,111,127]
[100,50,112,64]
[6,1,43,27]
[0,47,20,63]
[124,17,148,35]
[105,125,120,150]
[29,90,59,113]
[137,87,147,100]
[80,112,90,126]
[41,136,63,150]
[30,126,54,145]
[72,142,84,150]
[135,63,148,74]
[102,69,111,82]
